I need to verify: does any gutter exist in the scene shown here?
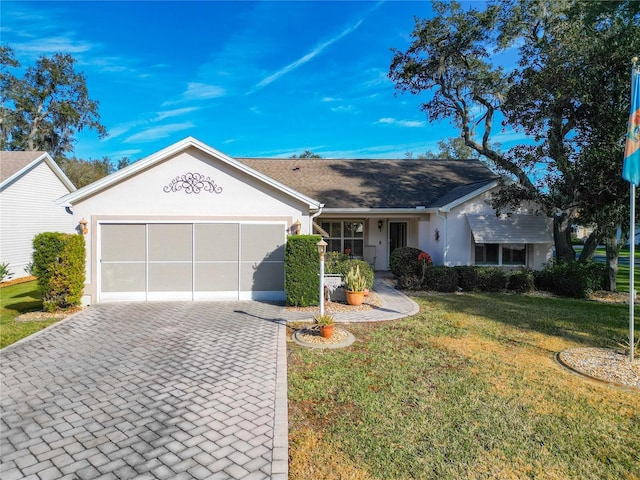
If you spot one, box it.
[310,203,325,233]
[436,209,448,266]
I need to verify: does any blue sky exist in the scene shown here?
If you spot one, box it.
[2,0,522,162]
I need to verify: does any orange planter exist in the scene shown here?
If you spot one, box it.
[320,325,334,338]
[345,290,365,306]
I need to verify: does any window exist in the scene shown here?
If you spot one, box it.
[321,220,364,257]
[502,243,526,266]
[475,243,526,266]
[475,243,499,265]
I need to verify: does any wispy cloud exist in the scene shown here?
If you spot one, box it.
[376,118,425,128]
[17,36,95,56]
[124,122,194,143]
[331,105,357,114]
[154,107,200,121]
[248,18,364,94]
[162,83,226,106]
[183,82,226,100]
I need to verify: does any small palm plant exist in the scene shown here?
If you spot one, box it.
[343,265,367,292]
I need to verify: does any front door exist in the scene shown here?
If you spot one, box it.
[389,221,407,257]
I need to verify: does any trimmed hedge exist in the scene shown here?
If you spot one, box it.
[422,266,459,292]
[32,232,86,311]
[285,235,322,306]
[389,247,423,277]
[454,266,478,292]
[534,261,605,298]
[507,269,535,293]
[476,267,508,292]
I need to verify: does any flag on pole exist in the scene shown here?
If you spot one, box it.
[622,62,640,185]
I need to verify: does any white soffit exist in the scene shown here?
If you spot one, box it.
[466,214,553,244]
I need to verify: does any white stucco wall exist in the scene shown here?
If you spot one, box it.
[0,161,75,278]
[70,147,312,302]
[443,188,553,269]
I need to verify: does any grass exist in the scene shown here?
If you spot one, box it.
[0,280,60,349]
[288,293,640,479]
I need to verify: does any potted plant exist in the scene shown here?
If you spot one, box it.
[314,313,335,338]
[343,264,367,306]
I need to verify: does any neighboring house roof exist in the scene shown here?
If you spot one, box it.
[57,137,323,209]
[1,151,76,192]
[238,158,498,210]
[467,214,553,243]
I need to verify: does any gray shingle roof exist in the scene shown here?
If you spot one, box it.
[0,151,47,182]
[238,158,498,209]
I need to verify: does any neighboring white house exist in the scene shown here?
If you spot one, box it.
[1,151,76,280]
[57,137,553,305]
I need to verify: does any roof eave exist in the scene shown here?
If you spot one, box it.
[1,152,76,193]
[437,179,500,213]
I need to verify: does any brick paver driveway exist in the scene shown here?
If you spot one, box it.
[0,302,288,480]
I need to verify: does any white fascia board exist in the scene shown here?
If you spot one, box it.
[438,179,500,213]
[57,136,322,209]
[1,152,76,192]
[321,207,435,215]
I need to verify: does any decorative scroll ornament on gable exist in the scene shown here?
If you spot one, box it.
[163,173,223,194]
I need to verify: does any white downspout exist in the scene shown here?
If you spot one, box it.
[309,203,325,234]
[436,209,448,266]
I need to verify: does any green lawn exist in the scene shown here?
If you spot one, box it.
[288,294,640,480]
[0,281,60,349]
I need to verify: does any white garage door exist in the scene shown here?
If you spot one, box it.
[99,222,285,302]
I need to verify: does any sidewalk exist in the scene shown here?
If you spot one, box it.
[282,274,419,323]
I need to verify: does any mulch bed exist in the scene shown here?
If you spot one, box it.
[557,348,640,390]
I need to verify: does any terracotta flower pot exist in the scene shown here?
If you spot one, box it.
[320,325,334,338]
[363,288,370,297]
[345,290,365,306]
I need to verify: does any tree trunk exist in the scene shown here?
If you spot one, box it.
[578,231,599,263]
[553,214,575,263]
[604,236,619,292]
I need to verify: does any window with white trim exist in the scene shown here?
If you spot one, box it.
[321,220,364,257]
[474,243,527,266]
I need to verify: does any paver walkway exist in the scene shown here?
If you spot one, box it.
[0,302,288,480]
[0,275,417,480]
[281,275,419,323]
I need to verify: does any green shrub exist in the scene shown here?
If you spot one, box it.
[454,266,478,292]
[534,261,605,298]
[389,247,424,277]
[476,267,508,292]
[422,266,459,292]
[32,232,86,311]
[396,274,422,290]
[507,269,535,293]
[0,262,13,281]
[324,253,374,289]
[285,235,322,306]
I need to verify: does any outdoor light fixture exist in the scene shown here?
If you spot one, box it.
[317,239,327,259]
[79,218,88,235]
[378,220,383,231]
[317,239,328,316]
[292,219,302,235]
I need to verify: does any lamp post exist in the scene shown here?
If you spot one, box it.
[317,239,328,316]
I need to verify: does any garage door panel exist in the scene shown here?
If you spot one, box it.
[195,224,238,261]
[195,263,238,291]
[149,224,192,261]
[148,263,192,292]
[102,225,145,261]
[101,263,145,292]
[240,262,284,291]
[241,224,285,262]
[100,222,285,302]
